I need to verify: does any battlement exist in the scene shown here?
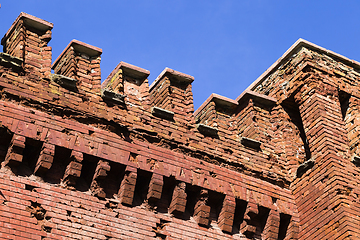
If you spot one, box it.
[1,12,360,239]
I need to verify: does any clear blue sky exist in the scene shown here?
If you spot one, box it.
[1,1,360,110]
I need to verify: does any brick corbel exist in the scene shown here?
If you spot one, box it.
[62,150,83,187]
[91,160,111,198]
[118,166,137,206]
[218,195,236,233]
[240,200,259,238]
[262,209,280,240]
[34,143,55,175]
[3,134,25,169]
[147,173,163,202]
[193,189,211,227]
[169,182,187,215]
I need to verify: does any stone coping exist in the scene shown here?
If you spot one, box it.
[52,39,102,70]
[236,89,277,106]
[1,12,53,45]
[102,61,150,89]
[194,93,238,117]
[149,67,194,91]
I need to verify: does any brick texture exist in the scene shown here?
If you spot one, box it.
[1,13,358,239]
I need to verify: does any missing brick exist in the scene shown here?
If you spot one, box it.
[42,225,52,233]
[25,184,36,191]
[152,218,170,240]
[209,171,217,178]
[27,201,46,220]
[0,190,7,204]
[105,199,119,209]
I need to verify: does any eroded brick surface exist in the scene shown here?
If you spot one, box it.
[1,13,358,240]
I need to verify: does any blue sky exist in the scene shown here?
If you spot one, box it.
[1,1,360,110]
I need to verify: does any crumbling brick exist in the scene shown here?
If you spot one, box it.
[193,189,211,227]
[91,160,111,198]
[7,12,360,240]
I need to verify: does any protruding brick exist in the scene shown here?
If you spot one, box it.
[2,134,25,168]
[193,189,211,227]
[34,143,55,175]
[147,173,163,202]
[218,195,236,233]
[169,182,187,215]
[62,150,83,187]
[118,166,137,206]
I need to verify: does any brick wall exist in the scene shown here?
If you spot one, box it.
[1,13,357,240]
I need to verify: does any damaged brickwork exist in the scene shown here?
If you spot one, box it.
[0,12,358,239]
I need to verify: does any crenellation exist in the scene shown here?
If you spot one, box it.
[150,67,195,123]
[195,93,238,135]
[52,39,102,95]
[1,13,53,81]
[235,93,273,151]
